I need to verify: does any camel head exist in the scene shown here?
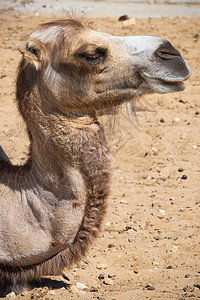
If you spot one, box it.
[17,18,191,114]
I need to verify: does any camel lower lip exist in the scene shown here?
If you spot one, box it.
[155,80,185,93]
[142,76,185,93]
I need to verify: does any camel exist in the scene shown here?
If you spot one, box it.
[0,17,191,295]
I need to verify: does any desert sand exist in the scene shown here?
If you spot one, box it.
[0,6,200,300]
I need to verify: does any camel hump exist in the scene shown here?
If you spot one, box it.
[0,145,11,164]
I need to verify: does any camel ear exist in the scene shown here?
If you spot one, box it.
[17,40,44,69]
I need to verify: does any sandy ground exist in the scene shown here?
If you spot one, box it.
[1,0,200,18]
[0,8,200,300]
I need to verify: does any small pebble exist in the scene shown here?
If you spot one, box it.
[105,221,110,226]
[96,264,107,270]
[180,133,186,139]
[179,99,185,103]
[160,118,165,123]
[98,274,105,280]
[79,290,86,295]
[120,200,129,204]
[157,179,164,185]
[152,260,159,266]
[125,226,132,231]
[49,291,56,295]
[108,274,116,278]
[185,274,190,278]
[103,278,114,285]
[6,292,16,298]
[145,285,155,290]
[122,18,136,26]
[178,168,184,172]
[90,286,98,292]
[128,238,136,243]
[108,243,115,248]
[166,265,173,269]
[181,175,188,180]
[73,267,79,272]
[167,155,173,160]
[160,176,166,182]
[174,117,180,122]
[76,282,88,290]
[170,245,178,252]
[118,15,129,21]
[151,147,158,155]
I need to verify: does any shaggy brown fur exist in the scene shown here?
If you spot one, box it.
[0,19,112,293]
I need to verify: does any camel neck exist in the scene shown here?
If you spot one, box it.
[0,112,111,270]
[28,111,110,196]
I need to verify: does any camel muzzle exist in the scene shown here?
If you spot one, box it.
[120,36,191,93]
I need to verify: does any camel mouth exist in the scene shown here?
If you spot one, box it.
[92,79,158,115]
[94,83,153,116]
[141,73,186,94]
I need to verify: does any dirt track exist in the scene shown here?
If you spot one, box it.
[0,10,200,300]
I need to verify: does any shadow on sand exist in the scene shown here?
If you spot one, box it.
[0,277,70,298]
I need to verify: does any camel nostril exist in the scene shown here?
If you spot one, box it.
[156,48,181,60]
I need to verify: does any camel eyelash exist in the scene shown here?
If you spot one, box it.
[80,47,107,64]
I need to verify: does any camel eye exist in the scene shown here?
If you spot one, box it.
[83,53,101,63]
[80,47,107,64]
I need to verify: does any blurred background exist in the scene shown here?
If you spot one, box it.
[1,0,200,18]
